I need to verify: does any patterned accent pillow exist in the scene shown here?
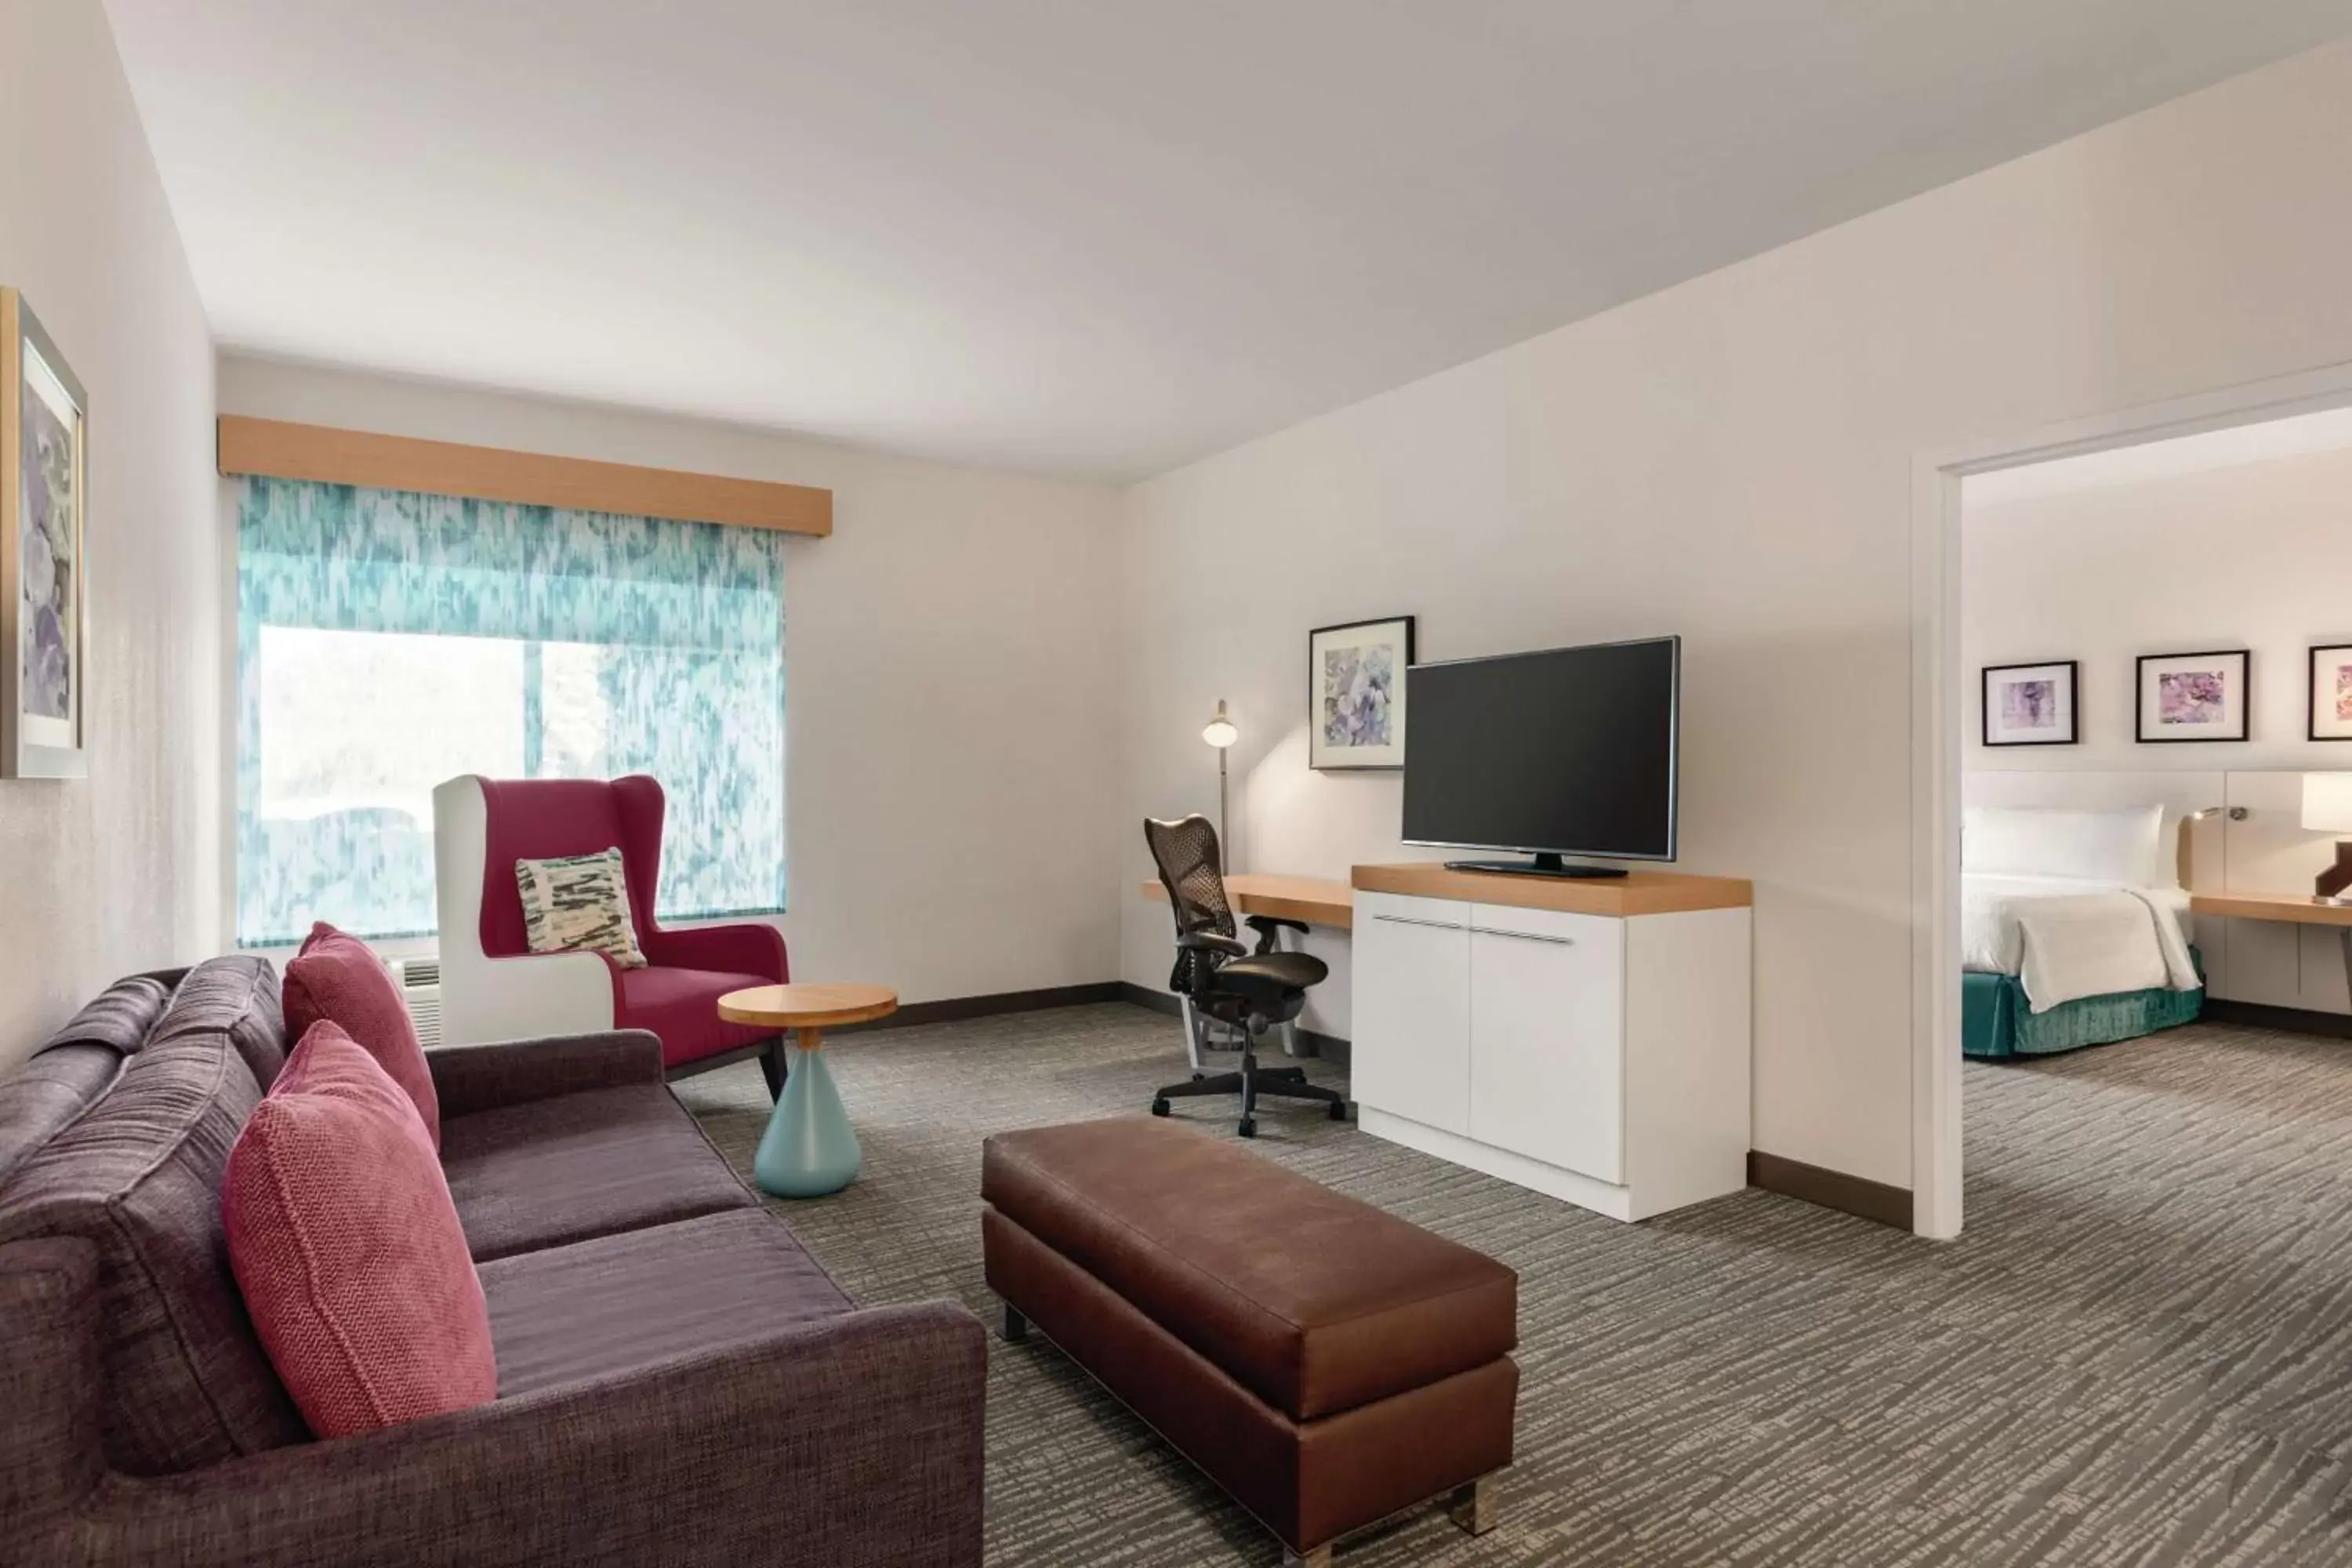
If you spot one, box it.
[513,848,648,969]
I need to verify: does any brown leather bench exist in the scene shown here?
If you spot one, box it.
[982,1118,1517,1566]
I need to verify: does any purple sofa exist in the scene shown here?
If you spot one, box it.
[0,957,985,1567]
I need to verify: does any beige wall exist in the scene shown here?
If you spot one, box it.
[0,1,223,1069]
[218,357,1126,1006]
[1120,39,2352,1191]
[1965,443,2352,771]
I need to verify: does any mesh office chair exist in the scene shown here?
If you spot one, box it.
[1144,815,1348,1138]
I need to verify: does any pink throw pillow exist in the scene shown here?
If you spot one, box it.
[282,920,439,1149]
[223,1021,496,1439]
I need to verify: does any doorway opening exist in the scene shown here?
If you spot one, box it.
[1911,362,2352,1239]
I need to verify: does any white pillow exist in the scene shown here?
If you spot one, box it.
[1962,804,2166,887]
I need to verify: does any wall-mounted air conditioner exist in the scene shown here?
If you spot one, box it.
[391,956,442,1048]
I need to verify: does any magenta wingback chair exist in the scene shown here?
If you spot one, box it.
[432,774,789,1094]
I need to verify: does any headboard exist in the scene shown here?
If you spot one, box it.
[1962,770,2224,891]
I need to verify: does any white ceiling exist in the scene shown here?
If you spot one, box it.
[103,2,2352,482]
[1965,404,2352,507]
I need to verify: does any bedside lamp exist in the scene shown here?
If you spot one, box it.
[1202,700,1238,869]
[2300,773,2352,904]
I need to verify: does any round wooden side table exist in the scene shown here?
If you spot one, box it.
[719,983,898,1199]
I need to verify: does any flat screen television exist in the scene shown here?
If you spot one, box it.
[1401,635,1679,878]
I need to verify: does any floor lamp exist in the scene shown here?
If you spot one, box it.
[1202,699,1238,869]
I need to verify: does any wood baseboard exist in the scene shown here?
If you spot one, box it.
[2201,998,2352,1040]
[1116,985,1347,1063]
[1746,1151,1912,1230]
[1119,982,1183,1018]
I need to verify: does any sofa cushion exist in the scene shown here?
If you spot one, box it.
[439,1083,757,1261]
[0,975,173,1187]
[41,971,174,1054]
[282,922,439,1149]
[0,967,309,1474]
[149,954,288,1091]
[982,1117,1519,1421]
[225,1023,496,1439]
[0,1043,123,1188]
[480,1208,852,1399]
[615,964,778,1068]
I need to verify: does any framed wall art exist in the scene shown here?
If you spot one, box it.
[2310,643,2352,742]
[2135,648,2248,744]
[1981,659,2078,746]
[1308,615,1414,770]
[2,289,88,779]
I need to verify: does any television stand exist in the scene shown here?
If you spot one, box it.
[1441,853,1628,880]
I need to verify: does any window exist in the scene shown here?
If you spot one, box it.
[235,477,785,946]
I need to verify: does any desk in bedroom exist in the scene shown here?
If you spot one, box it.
[2189,891,2352,1001]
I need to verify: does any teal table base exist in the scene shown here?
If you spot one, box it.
[754,1038,862,1197]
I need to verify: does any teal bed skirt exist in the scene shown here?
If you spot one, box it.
[1962,947,2205,1061]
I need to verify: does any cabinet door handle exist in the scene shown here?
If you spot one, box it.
[1469,926,1576,945]
[1372,913,1465,931]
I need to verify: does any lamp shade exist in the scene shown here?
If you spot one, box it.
[1201,700,1238,750]
[2302,773,2352,833]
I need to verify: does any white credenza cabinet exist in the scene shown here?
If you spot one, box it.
[1351,869,1752,1221]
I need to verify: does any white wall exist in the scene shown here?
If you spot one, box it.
[1965,443,2352,770]
[0,1,222,1070]
[1120,38,2352,1192]
[217,357,1125,1006]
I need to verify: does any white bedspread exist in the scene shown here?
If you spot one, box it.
[1962,873,2200,1014]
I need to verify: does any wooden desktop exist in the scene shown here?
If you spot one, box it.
[1134,863,1754,930]
[1138,873,1353,929]
[2189,891,2352,927]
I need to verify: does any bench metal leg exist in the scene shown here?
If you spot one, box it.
[1280,1475,1493,1566]
[999,1301,1029,1344]
[1446,1475,1497,1536]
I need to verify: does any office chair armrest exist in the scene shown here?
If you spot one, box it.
[1244,915,1309,953]
[1177,931,1250,957]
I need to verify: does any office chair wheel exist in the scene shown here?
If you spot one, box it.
[1329,1099,1348,1121]
[1151,1098,1171,1117]
[1237,1117,1258,1138]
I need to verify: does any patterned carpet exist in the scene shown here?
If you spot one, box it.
[673,1006,2352,1566]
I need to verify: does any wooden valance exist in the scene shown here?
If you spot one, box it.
[216,416,832,536]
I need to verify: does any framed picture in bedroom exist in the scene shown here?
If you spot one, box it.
[1308,615,1414,770]
[2310,644,2352,741]
[2136,649,2249,744]
[0,289,88,779]
[1981,659,2078,746]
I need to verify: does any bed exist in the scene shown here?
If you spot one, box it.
[1961,803,2205,1060]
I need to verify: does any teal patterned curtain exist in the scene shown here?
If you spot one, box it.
[236,476,786,946]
